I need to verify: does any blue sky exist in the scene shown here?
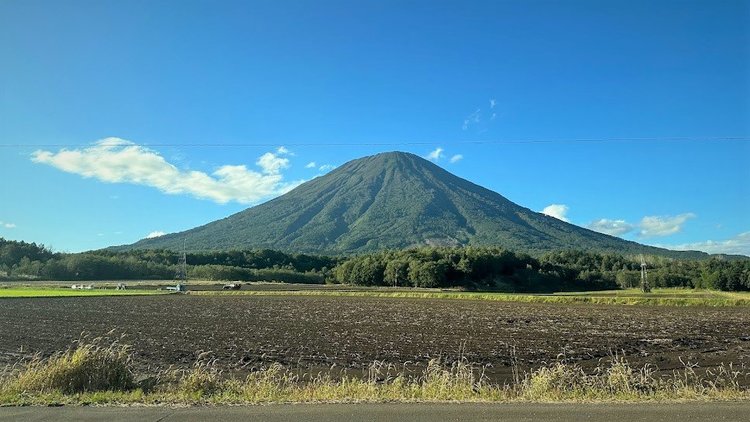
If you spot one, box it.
[1,0,748,254]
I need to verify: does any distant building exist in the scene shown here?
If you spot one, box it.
[166,283,186,292]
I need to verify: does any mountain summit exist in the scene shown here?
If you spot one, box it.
[119,152,703,258]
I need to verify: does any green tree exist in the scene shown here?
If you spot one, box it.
[616,271,640,289]
[384,259,409,286]
[408,261,447,288]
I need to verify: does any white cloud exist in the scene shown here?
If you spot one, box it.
[586,211,697,238]
[657,232,750,256]
[145,231,166,239]
[462,109,481,130]
[490,99,496,109]
[426,147,444,162]
[305,161,317,169]
[639,213,695,237]
[256,151,290,175]
[318,164,335,172]
[276,146,292,155]
[0,221,17,229]
[32,137,301,205]
[449,154,463,163]
[541,204,569,222]
[586,219,635,236]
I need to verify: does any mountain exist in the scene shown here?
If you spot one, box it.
[115,152,707,259]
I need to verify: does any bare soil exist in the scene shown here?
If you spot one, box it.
[1,295,748,384]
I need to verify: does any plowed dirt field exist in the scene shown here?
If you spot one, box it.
[1,295,748,383]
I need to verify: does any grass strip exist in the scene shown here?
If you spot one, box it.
[0,288,170,298]
[188,289,750,307]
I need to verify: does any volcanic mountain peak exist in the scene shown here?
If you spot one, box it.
[117,151,705,259]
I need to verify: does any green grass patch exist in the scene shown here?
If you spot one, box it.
[0,287,169,298]
[189,288,750,307]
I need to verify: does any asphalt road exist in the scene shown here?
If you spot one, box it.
[1,403,749,422]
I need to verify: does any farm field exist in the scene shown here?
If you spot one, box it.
[1,293,748,386]
[0,287,169,298]
[5,281,748,306]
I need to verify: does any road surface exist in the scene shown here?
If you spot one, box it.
[1,402,748,421]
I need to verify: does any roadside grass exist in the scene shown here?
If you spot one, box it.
[1,340,748,405]
[189,288,750,307]
[0,287,169,298]
[6,336,134,394]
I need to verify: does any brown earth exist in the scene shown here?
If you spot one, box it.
[0,295,748,384]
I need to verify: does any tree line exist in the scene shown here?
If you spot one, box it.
[0,239,334,283]
[1,238,748,291]
[328,247,750,291]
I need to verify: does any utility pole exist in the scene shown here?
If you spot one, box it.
[640,255,650,293]
[175,239,187,284]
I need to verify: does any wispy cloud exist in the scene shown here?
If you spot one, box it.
[541,204,569,222]
[0,220,17,229]
[306,162,335,172]
[31,137,302,205]
[586,219,635,236]
[657,231,750,256]
[639,213,696,237]
[449,154,463,163]
[463,99,498,130]
[425,147,444,162]
[574,209,726,252]
[145,231,166,239]
[462,109,481,131]
[586,212,696,238]
[276,146,292,156]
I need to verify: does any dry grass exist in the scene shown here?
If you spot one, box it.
[1,339,748,405]
[2,334,133,394]
[518,355,748,401]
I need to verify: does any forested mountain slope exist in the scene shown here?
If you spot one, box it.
[117,152,707,259]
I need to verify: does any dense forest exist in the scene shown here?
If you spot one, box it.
[1,238,748,291]
[330,248,750,291]
[0,238,335,284]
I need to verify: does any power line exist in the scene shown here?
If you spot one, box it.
[0,136,748,148]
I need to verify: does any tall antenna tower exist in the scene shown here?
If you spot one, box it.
[175,239,188,283]
[640,254,650,293]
